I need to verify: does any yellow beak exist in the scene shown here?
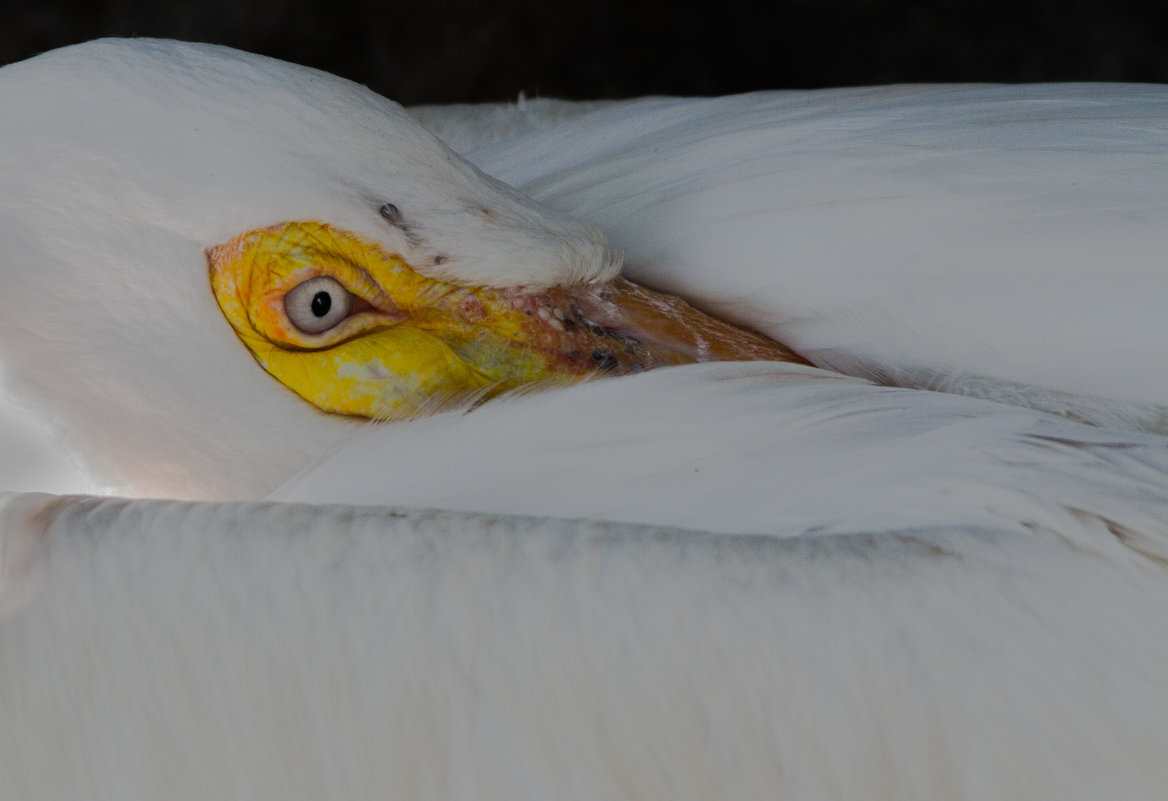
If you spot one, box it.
[208,221,806,419]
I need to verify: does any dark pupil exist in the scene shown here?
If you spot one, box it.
[311,291,332,318]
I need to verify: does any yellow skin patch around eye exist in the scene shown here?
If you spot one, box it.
[208,221,807,420]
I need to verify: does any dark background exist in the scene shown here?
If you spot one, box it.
[2,0,1165,105]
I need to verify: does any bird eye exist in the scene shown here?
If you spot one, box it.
[284,276,354,334]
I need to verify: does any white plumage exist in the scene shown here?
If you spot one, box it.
[0,38,617,499]
[460,86,1168,415]
[3,38,1168,800]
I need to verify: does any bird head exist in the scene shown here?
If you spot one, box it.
[0,39,798,500]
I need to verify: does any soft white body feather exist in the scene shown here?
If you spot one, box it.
[459,87,1168,415]
[3,39,1168,801]
[4,493,1168,801]
[274,362,1168,552]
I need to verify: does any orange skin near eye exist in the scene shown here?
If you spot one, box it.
[208,221,806,419]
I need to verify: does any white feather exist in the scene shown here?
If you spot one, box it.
[0,38,618,498]
[4,39,1168,801]
[4,493,1168,801]
[460,87,1168,414]
[274,362,1168,553]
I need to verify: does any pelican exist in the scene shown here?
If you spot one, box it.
[3,38,1168,800]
